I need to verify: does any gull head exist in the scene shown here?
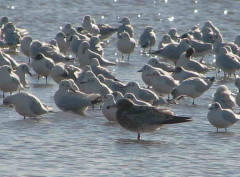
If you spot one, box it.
[34,53,44,60]
[209,102,222,110]
[56,32,66,39]
[90,58,100,67]
[216,85,228,93]
[18,64,32,76]
[147,58,160,67]
[0,65,12,74]
[97,74,105,83]
[59,79,75,91]
[168,28,178,36]
[119,17,131,25]
[144,26,154,32]
[126,82,140,89]
[1,16,9,24]
[107,98,134,110]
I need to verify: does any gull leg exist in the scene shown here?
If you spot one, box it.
[217,128,218,132]
[2,92,4,98]
[24,116,25,119]
[45,76,48,84]
[192,98,195,105]
[121,53,124,61]
[200,55,204,63]
[137,133,141,140]
[128,54,130,62]
[225,128,227,132]
[37,75,40,82]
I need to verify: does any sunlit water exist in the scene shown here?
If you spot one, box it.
[1,0,240,176]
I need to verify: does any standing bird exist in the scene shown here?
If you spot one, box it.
[117,17,134,38]
[117,31,136,62]
[55,32,69,55]
[32,53,55,83]
[107,98,192,140]
[215,47,240,77]
[14,63,32,87]
[207,102,240,132]
[139,26,156,52]
[3,92,52,119]
[20,36,32,63]
[171,77,215,104]
[213,85,235,110]
[176,48,209,73]
[82,15,100,35]
[146,70,178,99]
[0,65,23,97]
[150,39,191,65]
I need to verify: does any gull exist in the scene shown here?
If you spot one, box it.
[139,26,156,52]
[150,39,191,65]
[213,85,235,109]
[158,34,177,49]
[146,70,178,99]
[201,21,220,35]
[125,81,167,104]
[171,76,215,104]
[137,64,169,88]
[124,93,152,106]
[107,98,192,140]
[168,28,180,42]
[102,94,117,122]
[0,65,23,97]
[112,91,124,102]
[215,47,240,77]
[147,58,175,72]
[235,78,240,107]
[82,15,100,35]
[29,40,71,63]
[201,27,215,44]
[54,79,102,114]
[55,32,69,55]
[77,70,96,93]
[117,17,134,38]
[180,34,213,59]
[207,102,240,132]
[97,74,126,94]
[80,76,112,96]
[3,91,52,119]
[170,66,205,82]
[89,36,104,56]
[14,63,32,87]
[213,33,239,55]
[234,35,240,47]
[90,58,117,80]
[32,53,55,83]
[77,41,115,67]
[176,48,209,73]
[117,31,136,61]
[20,36,32,62]
[2,23,21,51]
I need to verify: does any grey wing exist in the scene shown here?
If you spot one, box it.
[126,106,173,125]
[29,101,47,115]
[222,110,239,123]
[45,60,55,70]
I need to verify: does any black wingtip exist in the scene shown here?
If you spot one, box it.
[162,116,192,124]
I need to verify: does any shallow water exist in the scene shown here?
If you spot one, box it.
[1,0,240,176]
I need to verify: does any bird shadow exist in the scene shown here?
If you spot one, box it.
[31,83,54,88]
[115,138,172,146]
[207,131,236,137]
[116,60,131,65]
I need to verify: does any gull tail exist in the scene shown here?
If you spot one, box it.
[162,116,192,124]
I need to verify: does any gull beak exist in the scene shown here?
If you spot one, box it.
[137,69,142,72]
[27,71,32,76]
[106,104,117,109]
[80,81,87,84]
